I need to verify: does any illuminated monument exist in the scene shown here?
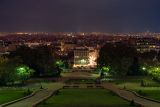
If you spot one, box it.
[73,47,98,69]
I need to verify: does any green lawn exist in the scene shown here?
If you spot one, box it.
[112,77,160,101]
[38,89,136,107]
[136,89,160,101]
[0,89,26,104]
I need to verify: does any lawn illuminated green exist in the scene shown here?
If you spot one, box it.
[38,89,135,107]
[137,89,160,101]
[113,77,160,101]
[0,89,26,104]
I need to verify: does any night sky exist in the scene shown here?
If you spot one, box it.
[0,0,160,33]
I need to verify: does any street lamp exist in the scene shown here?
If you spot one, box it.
[142,67,146,71]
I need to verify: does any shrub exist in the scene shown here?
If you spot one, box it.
[130,99,135,106]
[54,90,60,95]
[24,88,32,96]
[137,90,146,96]
[140,80,145,87]
[42,100,47,105]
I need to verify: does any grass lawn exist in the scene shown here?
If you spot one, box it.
[38,89,136,107]
[136,89,160,101]
[112,77,160,101]
[0,89,27,104]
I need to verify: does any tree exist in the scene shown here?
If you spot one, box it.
[0,56,10,85]
[0,56,20,85]
[0,56,32,86]
[10,45,56,76]
[97,42,136,76]
[99,66,110,78]
[127,56,141,76]
[139,50,158,66]
[55,60,64,68]
[148,66,160,81]
[16,65,34,84]
[156,51,160,63]
[55,66,62,77]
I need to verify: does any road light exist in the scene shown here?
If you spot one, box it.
[156,67,159,71]
[142,67,146,71]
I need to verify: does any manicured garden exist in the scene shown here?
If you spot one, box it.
[111,76,160,101]
[0,89,29,104]
[38,89,136,107]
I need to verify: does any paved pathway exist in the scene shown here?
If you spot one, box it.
[4,82,64,107]
[103,83,160,107]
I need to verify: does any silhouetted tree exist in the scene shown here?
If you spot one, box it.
[97,42,136,76]
[139,50,158,66]
[127,56,141,76]
[0,56,33,86]
[9,45,56,76]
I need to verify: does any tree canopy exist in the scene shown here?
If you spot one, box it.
[0,56,33,86]
[97,42,137,76]
[9,45,56,76]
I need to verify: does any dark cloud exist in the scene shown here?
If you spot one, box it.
[0,0,160,32]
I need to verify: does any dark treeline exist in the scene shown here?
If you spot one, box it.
[8,45,60,77]
[98,42,160,77]
[0,45,62,86]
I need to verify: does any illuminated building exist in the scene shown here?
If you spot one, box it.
[73,47,98,69]
[135,37,160,53]
[88,49,98,67]
[73,47,89,68]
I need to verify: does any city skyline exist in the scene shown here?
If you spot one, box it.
[0,0,160,33]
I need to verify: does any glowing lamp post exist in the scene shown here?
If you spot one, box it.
[142,67,146,71]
